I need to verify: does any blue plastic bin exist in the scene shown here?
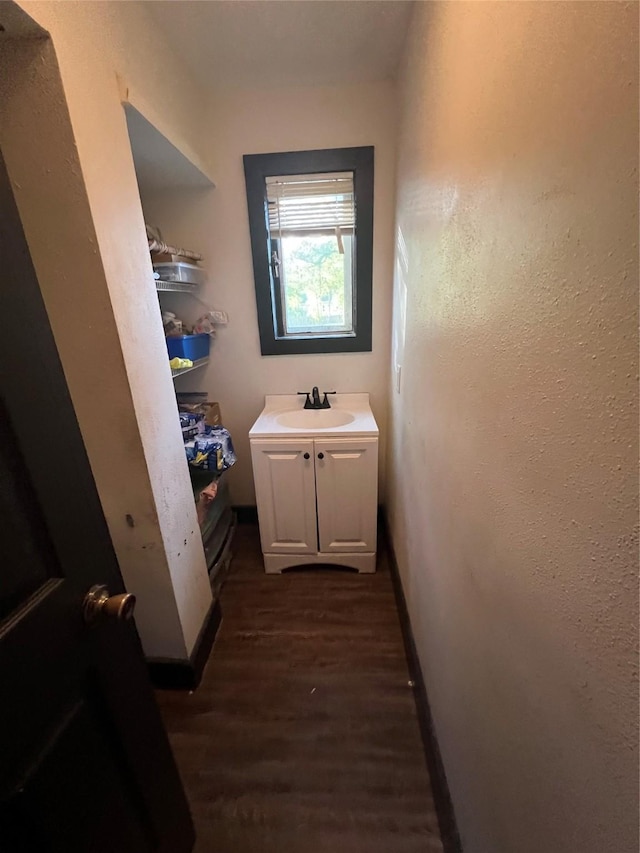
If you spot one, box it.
[166,333,210,362]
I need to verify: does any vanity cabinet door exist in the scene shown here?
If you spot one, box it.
[315,438,378,553]
[250,440,317,554]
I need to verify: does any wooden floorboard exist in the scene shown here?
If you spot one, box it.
[157,524,443,853]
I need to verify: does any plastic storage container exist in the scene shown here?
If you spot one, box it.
[153,262,206,287]
[166,333,210,362]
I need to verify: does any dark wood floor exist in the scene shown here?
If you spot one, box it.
[157,525,443,853]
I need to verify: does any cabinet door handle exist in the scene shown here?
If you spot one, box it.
[303,452,310,460]
[317,452,324,460]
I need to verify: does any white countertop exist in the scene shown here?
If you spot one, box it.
[249,393,379,439]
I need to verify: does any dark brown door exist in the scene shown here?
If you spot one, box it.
[0,153,195,852]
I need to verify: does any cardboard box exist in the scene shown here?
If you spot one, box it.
[177,395,222,428]
[204,402,222,427]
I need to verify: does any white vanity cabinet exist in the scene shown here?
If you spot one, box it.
[314,438,378,554]
[249,394,379,574]
[250,440,318,556]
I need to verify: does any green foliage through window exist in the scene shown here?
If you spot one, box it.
[280,235,352,334]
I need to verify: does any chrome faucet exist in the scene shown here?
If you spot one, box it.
[297,387,336,409]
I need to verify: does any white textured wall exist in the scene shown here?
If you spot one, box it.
[4,1,214,659]
[142,81,397,505]
[387,3,639,852]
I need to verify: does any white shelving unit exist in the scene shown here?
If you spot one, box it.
[157,279,212,380]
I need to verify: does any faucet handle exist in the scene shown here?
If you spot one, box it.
[321,391,336,409]
[297,391,312,409]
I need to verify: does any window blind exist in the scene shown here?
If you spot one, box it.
[266,172,355,237]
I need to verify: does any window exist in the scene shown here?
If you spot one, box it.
[243,147,374,355]
[267,172,354,337]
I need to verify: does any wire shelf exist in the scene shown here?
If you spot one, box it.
[171,357,209,380]
[156,279,200,294]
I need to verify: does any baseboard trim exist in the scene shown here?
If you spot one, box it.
[148,598,222,691]
[234,505,259,525]
[382,513,463,853]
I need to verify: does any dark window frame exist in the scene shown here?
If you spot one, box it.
[243,146,374,356]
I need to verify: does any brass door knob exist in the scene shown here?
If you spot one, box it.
[83,584,136,624]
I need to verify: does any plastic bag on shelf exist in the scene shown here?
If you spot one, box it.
[193,311,229,335]
[196,480,218,526]
[163,311,184,337]
[185,426,236,473]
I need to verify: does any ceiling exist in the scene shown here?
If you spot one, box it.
[145,0,414,91]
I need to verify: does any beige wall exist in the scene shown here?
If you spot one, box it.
[142,81,397,505]
[387,3,639,852]
[4,1,215,659]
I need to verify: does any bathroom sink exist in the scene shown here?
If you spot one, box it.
[249,393,378,438]
[276,409,355,429]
